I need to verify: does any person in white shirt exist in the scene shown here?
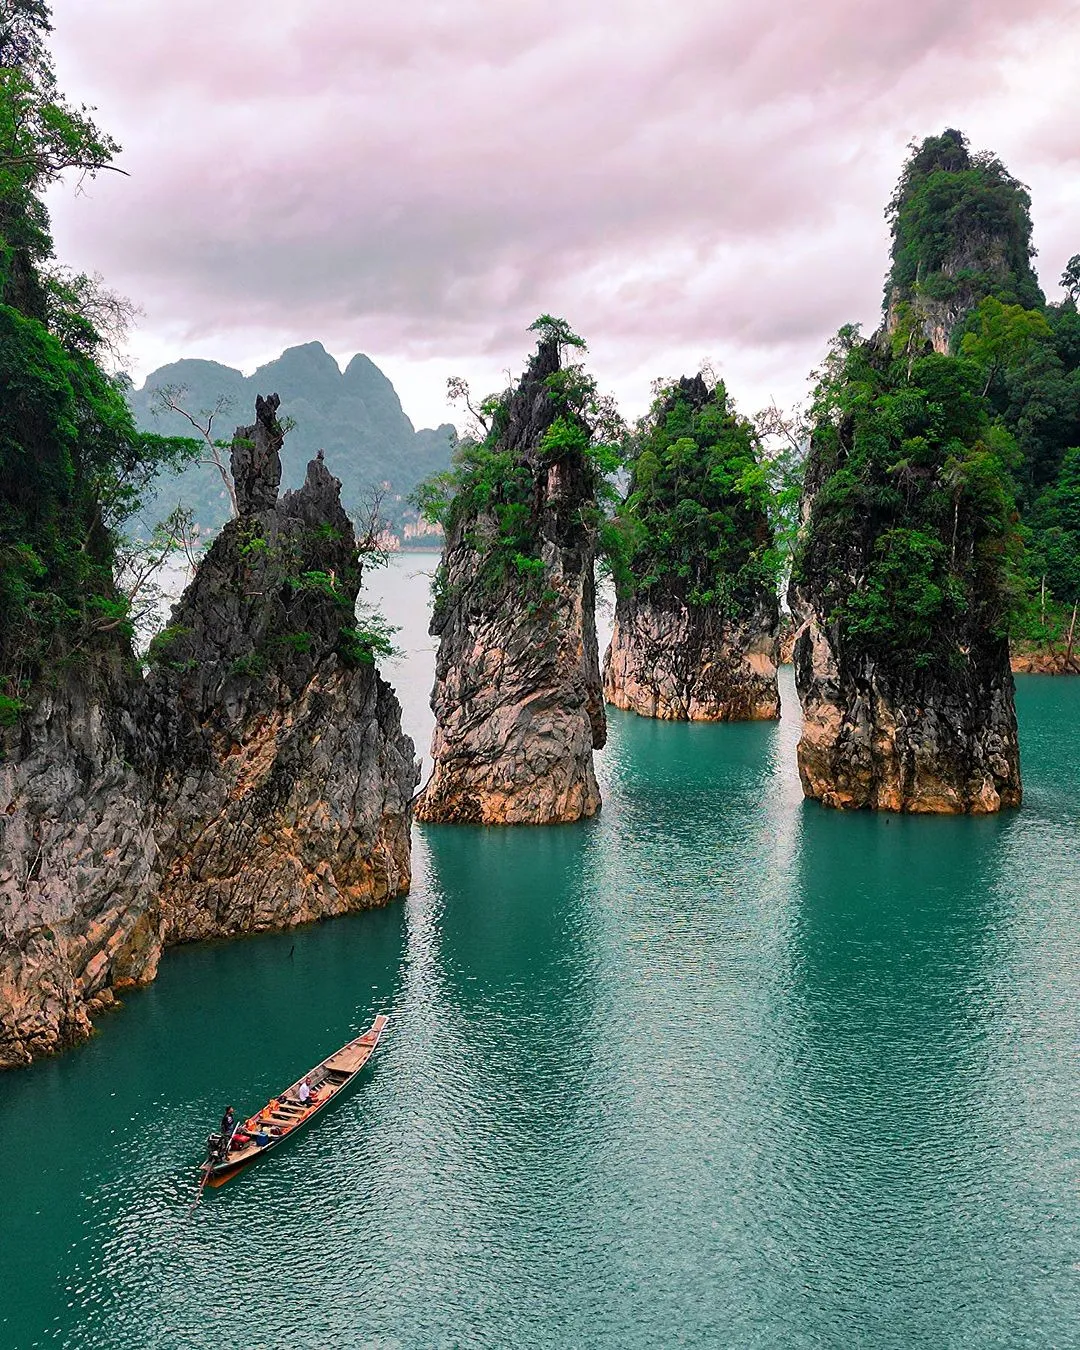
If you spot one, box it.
[297,1077,313,1105]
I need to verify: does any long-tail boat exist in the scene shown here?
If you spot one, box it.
[200,1014,388,1189]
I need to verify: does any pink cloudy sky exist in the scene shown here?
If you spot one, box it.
[47,0,1080,430]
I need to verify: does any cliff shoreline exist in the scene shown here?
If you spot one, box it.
[0,396,417,1069]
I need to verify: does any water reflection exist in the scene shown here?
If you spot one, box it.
[2,556,1078,1350]
[774,807,1024,1345]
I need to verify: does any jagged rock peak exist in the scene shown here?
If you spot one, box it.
[231,391,284,514]
[883,128,1043,353]
[0,395,419,1067]
[416,328,607,825]
[147,399,418,940]
[281,450,352,537]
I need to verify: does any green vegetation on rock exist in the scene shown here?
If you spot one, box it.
[874,129,1080,655]
[793,327,1022,669]
[417,316,622,610]
[885,127,1043,316]
[612,375,778,613]
[0,2,192,696]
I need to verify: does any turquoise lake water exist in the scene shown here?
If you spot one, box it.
[2,554,1078,1348]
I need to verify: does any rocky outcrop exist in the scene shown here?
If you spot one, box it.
[885,233,1012,356]
[602,374,779,722]
[883,128,1043,354]
[603,596,778,720]
[1010,635,1079,674]
[146,396,417,939]
[788,340,1022,814]
[416,337,606,825]
[789,605,1021,812]
[0,660,160,1067]
[0,394,417,1067]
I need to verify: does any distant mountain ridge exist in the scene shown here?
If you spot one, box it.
[128,341,455,537]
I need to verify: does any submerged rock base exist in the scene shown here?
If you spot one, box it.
[792,611,1022,813]
[603,596,778,721]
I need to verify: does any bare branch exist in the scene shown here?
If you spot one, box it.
[152,385,238,517]
[446,376,490,437]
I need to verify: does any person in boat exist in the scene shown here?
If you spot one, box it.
[220,1105,236,1137]
[296,1077,314,1106]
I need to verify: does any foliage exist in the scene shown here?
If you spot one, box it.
[0,2,195,702]
[958,296,1051,394]
[337,614,400,667]
[793,334,1023,668]
[144,623,193,671]
[416,319,623,605]
[527,313,587,352]
[884,128,1043,317]
[1061,255,1080,306]
[0,300,195,684]
[0,690,25,725]
[612,376,778,613]
[1025,445,1080,605]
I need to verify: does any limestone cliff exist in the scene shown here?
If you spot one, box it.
[602,375,779,721]
[0,659,159,1067]
[0,394,417,1067]
[146,395,418,940]
[416,335,606,825]
[789,337,1022,813]
[884,128,1043,354]
[604,598,778,721]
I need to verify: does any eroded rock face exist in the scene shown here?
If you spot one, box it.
[416,338,606,825]
[146,407,418,940]
[0,396,417,1067]
[0,662,161,1068]
[603,595,779,721]
[789,604,1021,812]
[885,233,1012,356]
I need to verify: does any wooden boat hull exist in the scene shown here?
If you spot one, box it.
[202,1014,388,1189]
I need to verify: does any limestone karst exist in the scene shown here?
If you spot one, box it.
[883,126,1044,355]
[603,375,779,721]
[788,333,1022,813]
[416,325,608,825]
[145,394,418,943]
[0,396,417,1067]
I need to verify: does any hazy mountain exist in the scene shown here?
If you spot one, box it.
[128,341,455,537]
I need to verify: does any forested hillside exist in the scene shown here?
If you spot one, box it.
[885,128,1080,662]
[128,341,456,539]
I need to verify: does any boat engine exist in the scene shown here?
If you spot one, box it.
[205,1131,227,1167]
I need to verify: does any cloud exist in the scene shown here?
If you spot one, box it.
[45,0,1080,426]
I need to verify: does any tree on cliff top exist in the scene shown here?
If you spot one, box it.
[416,318,622,604]
[793,330,1023,670]
[0,1,191,712]
[612,375,778,614]
[884,128,1043,321]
